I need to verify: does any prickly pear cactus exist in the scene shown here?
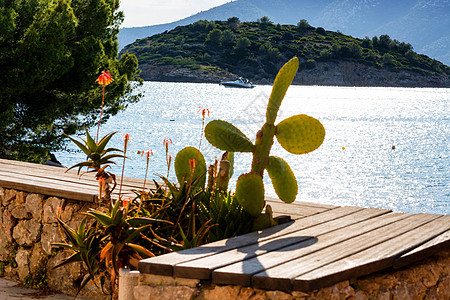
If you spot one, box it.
[235,173,265,217]
[205,120,255,152]
[205,57,326,220]
[266,57,299,125]
[265,156,297,203]
[276,114,325,154]
[174,146,206,188]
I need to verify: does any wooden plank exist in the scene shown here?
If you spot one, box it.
[393,228,450,269]
[138,206,362,276]
[211,210,403,286]
[0,162,148,193]
[293,215,450,291]
[174,208,391,280]
[251,213,439,291]
[0,173,96,202]
[0,158,149,189]
[0,170,98,193]
[267,201,331,217]
[265,197,337,210]
[0,159,150,202]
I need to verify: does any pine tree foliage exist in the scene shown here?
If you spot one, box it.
[0,0,141,162]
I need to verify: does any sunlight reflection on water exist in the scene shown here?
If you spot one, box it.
[57,83,450,215]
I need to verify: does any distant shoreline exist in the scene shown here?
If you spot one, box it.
[137,60,450,88]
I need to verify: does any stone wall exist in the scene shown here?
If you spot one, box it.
[133,249,450,300]
[2,186,449,300]
[0,187,109,299]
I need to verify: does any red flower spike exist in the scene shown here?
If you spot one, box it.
[189,158,197,171]
[96,70,114,86]
[122,198,131,208]
[141,150,153,158]
[197,107,210,118]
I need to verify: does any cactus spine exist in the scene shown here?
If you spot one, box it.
[204,57,325,223]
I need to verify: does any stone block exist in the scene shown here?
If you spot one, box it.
[47,251,84,294]
[29,243,44,274]
[13,219,41,246]
[43,197,63,224]
[436,275,450,299]
[199,285,241,300]
[59,201,81,223]
[11,204,31,219]
[15,191,28,204]
[25,193,44,221]
[15,247,31,281]
[1,207,15,243]
[0,187,5,206]
[139,273,200,288]
[41,223,61,255]
[134,285,196,300]
[265,290,294,300]
[3,189,16,206]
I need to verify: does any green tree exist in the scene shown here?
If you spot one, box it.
[234,36,251,53]
[0,0,140,162]
[227,17,239,29]
[379,34,393,49]
[206,28,222,45]
[361,37,373,49]
[220,29,235,46]
[382,53,394,65]
[297,19,311,31]
[257,16,272,25]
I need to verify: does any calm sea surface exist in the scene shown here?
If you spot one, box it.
[56,82,449,215]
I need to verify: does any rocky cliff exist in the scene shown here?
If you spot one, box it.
[139,60,450,87]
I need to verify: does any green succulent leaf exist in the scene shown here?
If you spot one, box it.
[97,131,118,154]
[86,210,113,226]
[50,252,82,270]
[205,120,255,152]
[235,173,265,217]
[266,156,298,203]
[266,57,299,125]
[174,146,206,188]
[85,128,97,152]
[276,114,325,154]
[126,243,154,258]
[63,133,90,156]
[56,218,78,246]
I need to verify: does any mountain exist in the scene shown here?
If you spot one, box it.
[118,0,450,65]
[121,20,449,87]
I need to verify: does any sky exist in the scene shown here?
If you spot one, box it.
[119,0,231,28]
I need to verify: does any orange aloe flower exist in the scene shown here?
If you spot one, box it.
[122,197,131,209]
[96,70,114,142]
[96,70,114,86]
[197,107,210,118]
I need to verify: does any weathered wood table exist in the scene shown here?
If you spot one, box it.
[1,158,449,292]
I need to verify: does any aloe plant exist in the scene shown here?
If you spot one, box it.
[204,57,326,220]
[64,129,125,202]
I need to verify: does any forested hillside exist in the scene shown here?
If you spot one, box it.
[118,0,450,65]
[121,19,449,86]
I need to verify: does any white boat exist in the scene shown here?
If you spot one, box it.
[219,77,255,88]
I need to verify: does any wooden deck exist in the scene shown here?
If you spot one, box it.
[0,158,143,202]
[1,158,449,292]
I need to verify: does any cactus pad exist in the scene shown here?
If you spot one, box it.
[235,173,265,217]
[266,156,298,203]
[276,114,325,154]
[205,120,255,152]
[174,146,206,188]
[266,57,299,125]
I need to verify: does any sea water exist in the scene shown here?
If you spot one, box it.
[56,82,450,215]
